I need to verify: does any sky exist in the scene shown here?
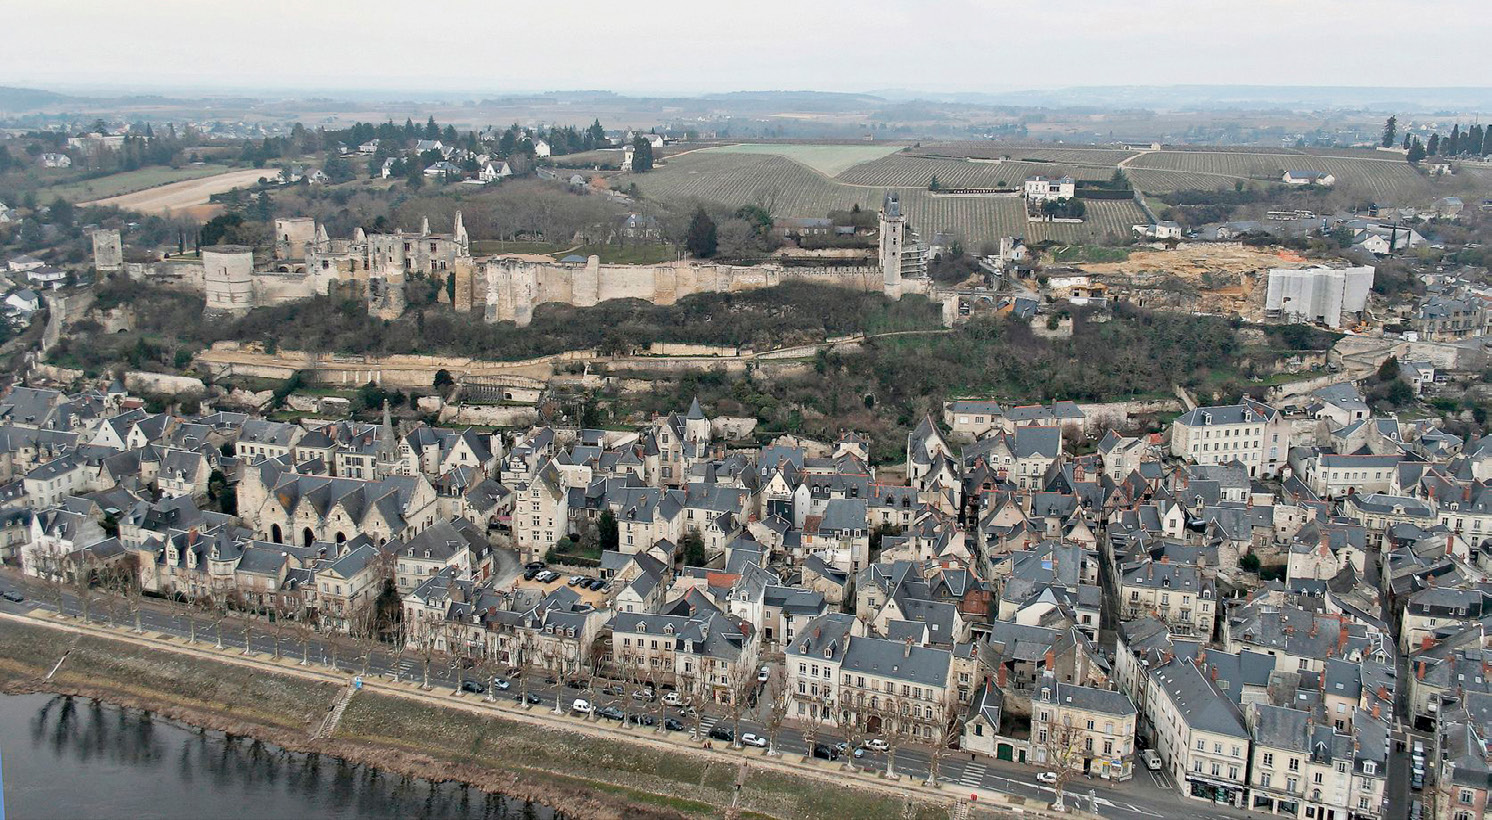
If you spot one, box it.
[5,0,1489,97]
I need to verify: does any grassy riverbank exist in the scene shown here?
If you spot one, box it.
[0,618,959,820]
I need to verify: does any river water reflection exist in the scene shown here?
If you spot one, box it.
[0,693,554,820]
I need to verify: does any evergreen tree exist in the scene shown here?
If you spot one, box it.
[684,207,717,258]
[1427,133,1440,155]
[1407,138,1426,164]
[1448,124,1461,155]
[586,118,606,149]
[1469,125,1485,157]
[1381,116,1397,148]
[442,124,458,143]
[928,174,940,191]
[424,116,439,139]
[630,136,654,172]
[1402,133,1412,150]
[403,118,416,138]
[1484,127,1492,156]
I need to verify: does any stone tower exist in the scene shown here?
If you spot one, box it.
[879,192,905,299]
[92,228,123,272]
[202,245,255,316]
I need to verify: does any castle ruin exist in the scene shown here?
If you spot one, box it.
[124,195,937,326]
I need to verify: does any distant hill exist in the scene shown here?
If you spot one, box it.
[0,86,77,112]
[879,85,1492,112]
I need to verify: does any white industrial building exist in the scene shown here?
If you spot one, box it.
[1263,265,1374,329]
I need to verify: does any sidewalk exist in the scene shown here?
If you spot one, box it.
[4,609,1098,820]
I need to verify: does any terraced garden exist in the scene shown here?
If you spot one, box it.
[835,155,1113,188]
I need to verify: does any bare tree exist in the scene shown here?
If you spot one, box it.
[389,620,410,681]
[179,593,200,644]
[761,666,792,756]
[1038,717,1086,812]
[837,686,870,772]
[292,599,317,665]
[722,656,757,748]
[269,595,294,661]
[680,669,707,740]
[800,687,832,759]
[205,589,229,649]
[234,592,255,655]
[120,555,145,634]
[352,599,381,677]
[71,557,97,624]
[31,542,70,615]
[647,663,669,732]
[925,688,964,788]
[878,696,909,780]
[414,618,441,690]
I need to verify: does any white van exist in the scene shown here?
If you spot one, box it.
[1142,749,1163,771]
[571,698,593,714]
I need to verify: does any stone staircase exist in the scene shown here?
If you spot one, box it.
[314,684,357,739]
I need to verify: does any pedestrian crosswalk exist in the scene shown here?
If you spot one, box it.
[958,761,988,786]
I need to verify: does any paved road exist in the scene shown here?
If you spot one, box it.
[0,572,1255,820]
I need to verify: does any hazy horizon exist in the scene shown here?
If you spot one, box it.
[7,0,1490,98]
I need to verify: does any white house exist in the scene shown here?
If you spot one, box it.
[1282,170,1334,186]
[1024,175,1076,201]
[478,161,512,183]
[40,153,72,169]
[532,138,552,158]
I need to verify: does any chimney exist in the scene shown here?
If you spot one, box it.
[1421,636,1435,651]
[1337,625,1349,653]
[1447,533,1455,557]
[997,665,1008,687]
[1210,666,1218,681]
[1371,703,1381,720]
[1416,661,1426,681]
[1044,648,1056,669]
[904,638,913,658]
[1196,649,1207,665]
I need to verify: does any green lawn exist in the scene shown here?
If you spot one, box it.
[1047,245,1133,264]
[470,240,573,256]
[41,164,233,202]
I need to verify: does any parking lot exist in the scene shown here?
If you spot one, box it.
[512,565,611,608]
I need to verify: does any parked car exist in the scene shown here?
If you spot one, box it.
[740,733,767,747]
[523,568,539,581]
[1410,771,1425,791]
[1036,771,1058,785]
[565,679,589,690]
[757,666,770,683]
[662,692,684,706]
[460,679,486,694]
[678,705,697,718]
[601,684,625,697]
[628,714,656,727]
[524,561,546,571]
[664,718,685,732]
[631,689,655,702]
[708,726,734,742]
[586,578,605,590]
[568,575,583,586]
[492,678,511,690]
[863,738,888,752]
[518,693,542,705]
[598,706,625,721]
[1141,749,1163,771]
[811,744,840,761]
[0,590,22,603]
[571,699,593,714]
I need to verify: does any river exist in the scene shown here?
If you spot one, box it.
[0,693,555,820]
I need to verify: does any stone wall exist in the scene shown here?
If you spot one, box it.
[124,371,206,396]
[437,403,538,428]
[484,255,897,326]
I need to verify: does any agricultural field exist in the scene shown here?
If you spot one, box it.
[918,142,1141,166]
[36,163,235,202]
[836,154,1112,188]
[1125,150,1300,179]
[1122,168,1239,193]
[634,150,1143,245]
[637,152,879,215]
[704,143,901,176]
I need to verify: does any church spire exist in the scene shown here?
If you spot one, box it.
[376,399,400,476]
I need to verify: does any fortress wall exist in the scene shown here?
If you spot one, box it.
[251,272,320,306]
